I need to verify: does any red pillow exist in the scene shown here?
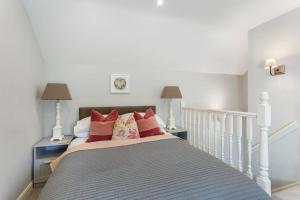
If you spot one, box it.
[86,109,119,143]
[134,108,163,138]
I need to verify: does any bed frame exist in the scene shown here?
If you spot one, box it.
[79,106,156,120]
[181,92,271,196]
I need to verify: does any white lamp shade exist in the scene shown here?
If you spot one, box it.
[264,58,277,69]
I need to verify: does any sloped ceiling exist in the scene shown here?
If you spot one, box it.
[23,0,300,74]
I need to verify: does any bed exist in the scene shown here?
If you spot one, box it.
[38,106,270,200]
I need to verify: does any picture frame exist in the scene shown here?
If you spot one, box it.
[110,74,130,94]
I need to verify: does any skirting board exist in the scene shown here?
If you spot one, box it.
[272,181,300,193]
[16,182,33,200]
[15,179,300,198]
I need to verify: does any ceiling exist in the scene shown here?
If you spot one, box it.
[23,0,300,75]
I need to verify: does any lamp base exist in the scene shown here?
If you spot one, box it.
[166,99,177,131]
[51,126,64,141]
[166,118,177,131]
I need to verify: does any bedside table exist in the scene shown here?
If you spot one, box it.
[167,128,188,140]
[33,136,74,186]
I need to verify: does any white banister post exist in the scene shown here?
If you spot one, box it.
[237,115,243,172]
[208,113,212,154]
[246,117,253,179]
[202,112,207,152]
[228,115,234,167]
[197,112,201,149]
[193,111,197,147]
[184,110,187,130]
[181,101,185,129]
[213,113,218,158]
[189,110,192,144]
[220,113,226,162]
[256,92,271,196]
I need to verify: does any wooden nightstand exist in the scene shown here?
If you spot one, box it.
[33,136,74,186]
[167,128,188,140]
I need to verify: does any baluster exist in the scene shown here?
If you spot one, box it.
[213,113,218,158]
[237,115,243,172]
[181,109,184,129]
[197,112,201,149]
[185,110,189,142]
[184,109,188,129]
[202,112,207,152]
[246,117,253,179]
[208,113,212,154]
[193,111,197,147]
[220,113,226,162]
[189,110,193,144]
[186,109,193,143]
[228,115,234,167]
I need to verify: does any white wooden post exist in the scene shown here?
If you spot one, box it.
[189,110,193,144]
[220,113,226,162]
[197,112,201,148]
[237,116,243,172]
[256,92,271,196]
[184,109,188,130]
[208,113,212,154]
[214,113,218,158]
[185,109,189,142]
[228,115,234,167]
[246,117,253,179]
[193,111,197,147]
[181,107,184,129]
[202,112,207,152]
[181,101,186,130]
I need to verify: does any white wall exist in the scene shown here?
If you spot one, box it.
[248,7,300,188]
[242,72,248,111]
[41,64,244,137]
[0,0,43,199]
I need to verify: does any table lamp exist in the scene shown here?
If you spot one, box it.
[41,83,72,141]
[161,86,182,130]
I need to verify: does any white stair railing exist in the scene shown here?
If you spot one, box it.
[181,92,271,196]
[252,121,298,151]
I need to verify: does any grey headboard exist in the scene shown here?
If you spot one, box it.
[79,106,156,120]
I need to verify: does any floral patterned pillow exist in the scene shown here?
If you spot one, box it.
[112,113,140,140]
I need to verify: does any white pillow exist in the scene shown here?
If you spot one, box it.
[73,117,90,137]
[73,113,166,138]
[156,115,166,130]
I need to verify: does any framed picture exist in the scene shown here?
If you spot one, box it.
[110,74,130,94]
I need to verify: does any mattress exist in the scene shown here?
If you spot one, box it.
[39,138,270,200]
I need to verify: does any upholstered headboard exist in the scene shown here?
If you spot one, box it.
[79,106,156,120]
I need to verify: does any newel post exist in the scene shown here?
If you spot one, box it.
[256,92,271,196]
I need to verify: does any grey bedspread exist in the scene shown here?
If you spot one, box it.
[39,139,270,200]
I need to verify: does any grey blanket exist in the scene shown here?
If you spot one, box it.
[39,139,270,200]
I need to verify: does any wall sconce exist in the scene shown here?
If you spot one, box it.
[264,58,286,76]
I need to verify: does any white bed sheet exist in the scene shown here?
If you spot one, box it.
[68,137,87,149]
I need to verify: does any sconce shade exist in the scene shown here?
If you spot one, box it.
[264,58,277,69]
[41,83,72,100]
[161,86,182,99]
